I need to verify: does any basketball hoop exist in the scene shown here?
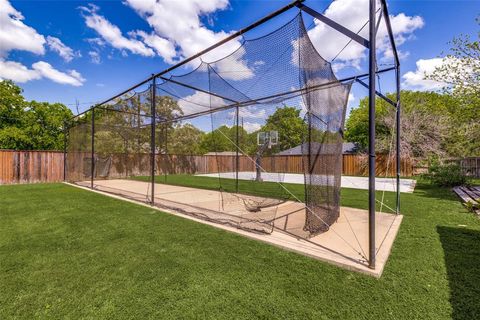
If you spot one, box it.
[257,131,278,149]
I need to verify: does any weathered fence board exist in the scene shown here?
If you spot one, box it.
[342,154,413,177]
[1,150,414,185]
[458,157,480,178]
[0,150,64,184]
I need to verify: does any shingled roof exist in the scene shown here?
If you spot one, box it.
[275,142,359,156]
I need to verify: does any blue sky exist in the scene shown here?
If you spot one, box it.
[1,0,478,118]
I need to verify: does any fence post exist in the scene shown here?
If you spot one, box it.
[164,117,168,182]
[395,63,401,214]
[476,157,479,178]
[91,108,95,189]
[368,0,377,270]
[151,75,156,205]
[63,121,67,182]
[235,104,239,193]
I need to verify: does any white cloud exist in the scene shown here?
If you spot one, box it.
[402,58,446,91]
[32,61,85,86]
[79,4,155,57]
[0,0,45,57]
[0,0,85,86]
[46,36,80,62]
[86,37,106,47]
[227,106,265,133]
[0,0,46,57]
[88,51,101,64]
[125,0,231,59]
[347,92,355,106]
[132,31,176,63]
[177,90,226,115]
[125,0,249,74]
[0,59,85,86]
[79,1,253,77]
[307,0,424,70]
[242,122,261,133]
[229,106,266,119]
[212,46,254,81]
[381,47,409,62]
[239,107,266,119]
[0,59,40,82]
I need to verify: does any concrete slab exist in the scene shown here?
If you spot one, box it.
[72,179,403,277]
[196,172,416,193]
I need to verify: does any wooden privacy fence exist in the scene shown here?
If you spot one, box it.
[1,150,414,184]
[453,157,480,178]
[342,154,413,177]
[0,150,64,184]
[158,154,412,177]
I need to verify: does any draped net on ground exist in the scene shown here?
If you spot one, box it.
[66,14,351,237]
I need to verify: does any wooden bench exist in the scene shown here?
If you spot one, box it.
[453,186,480,215]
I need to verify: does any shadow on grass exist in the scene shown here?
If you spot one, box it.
[437,226,480,320]
[413,181,459,202]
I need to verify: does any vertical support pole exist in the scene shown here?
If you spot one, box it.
[164,121,168,182]
[63,121,67,182]
[395,65,401,214]
[137,95,141,153]
[368,0,376,269]
[91,108,95,189]
[235,104,239,193]
[306,111,312,204]
[151,75,156,205]
[477,157,479,178]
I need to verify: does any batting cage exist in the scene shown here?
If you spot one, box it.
[66,0,402,274]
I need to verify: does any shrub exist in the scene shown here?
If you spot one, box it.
[464,199,480,213]
[422,161,469,187]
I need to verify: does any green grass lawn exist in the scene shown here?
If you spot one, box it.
[1,182,479,319]
[135,174,305,200]
[132,174,398,211]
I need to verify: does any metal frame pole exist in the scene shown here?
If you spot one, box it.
[151,75,156,205]
[380,0,401,216]
[91,108,95,189]
[296,3,369,48]
[368,0,376,269]
[165,120,168,182]
[63,121,67,182]
[235,104,239,193]
[395,65,401,214]
[83,0,303,111]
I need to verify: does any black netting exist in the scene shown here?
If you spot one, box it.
[66,13,351,237]
[66,111,92,183]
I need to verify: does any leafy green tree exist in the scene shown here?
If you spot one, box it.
[0,80,31,149]
[199,106,309,155]
[0,80,73,150]
[0,80,25,126]
[24,101,73,150]
[92,94,184,156]
[345,90,456,160]
[156,95,183,123]
[261,106,308,153]
[156,95,184,154]
[168,123,205,155]
[428,16,480,156]
[344,98,391,149]
[200,125,238,153]
[93,96,149,156]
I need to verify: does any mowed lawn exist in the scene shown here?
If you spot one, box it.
[133,174,398,210]
[135,174,307,201]
[1,182,480,319]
